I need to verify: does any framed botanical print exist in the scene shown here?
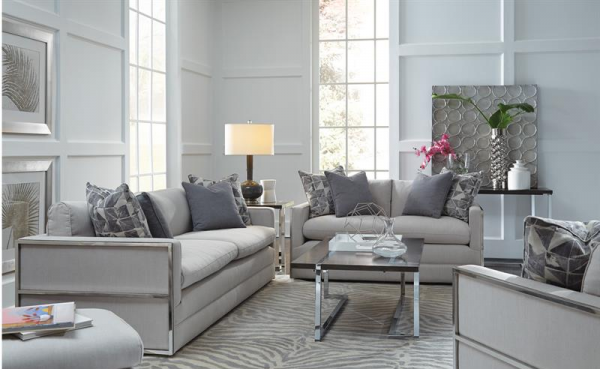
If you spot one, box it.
[2,19,54,135]
[2,159,53,274]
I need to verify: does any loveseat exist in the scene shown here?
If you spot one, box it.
[291,179,484,283]
[15,187,276,355]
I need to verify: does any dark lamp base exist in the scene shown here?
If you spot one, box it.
[241,180,263,203]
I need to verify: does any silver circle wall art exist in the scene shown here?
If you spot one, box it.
[431,85,538,188]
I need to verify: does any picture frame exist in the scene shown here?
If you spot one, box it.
[2,18,54,135]
[2,159,53,274]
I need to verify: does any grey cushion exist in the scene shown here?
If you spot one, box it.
[523,216,600,291]
[179,239,238,288]
[441,168,483,223]
[86,183,151,238]
[298,166,345,218]
[402,172,454,218]
[177,226,276,260]
[2,308,143,369]
[368,180,392,216]
[47,201,95,237]
[325,171,373,217]
[136,192,174,238]
[188,173,251,225]
[146,188,192,237]
[182,181,246,232]
[583,245,600,297]
[303,215,470,245]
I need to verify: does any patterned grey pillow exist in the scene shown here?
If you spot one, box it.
[188,173,251,225]
[298,166,345,218]
[523,216,600,291]
[86,183,151,238]
[441,168,483,223]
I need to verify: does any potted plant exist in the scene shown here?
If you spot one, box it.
[432,93,534,189]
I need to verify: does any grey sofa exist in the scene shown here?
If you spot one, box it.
[291,179,484,283]
[454,265,600,369]
[15,188,276,355]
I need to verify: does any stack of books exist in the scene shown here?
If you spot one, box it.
[2,302,93,341]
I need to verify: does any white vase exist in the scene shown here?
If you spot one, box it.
[507,160,531,190]
[260,179,277,203]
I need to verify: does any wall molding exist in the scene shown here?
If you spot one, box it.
[181,59,213,78]
[222,67,304,79]
[182,143,213,156]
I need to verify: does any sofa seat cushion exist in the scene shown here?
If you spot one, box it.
[176,226,275,260]
[393,215,470,244]
[303,215,470,245]
[180,240,238,288]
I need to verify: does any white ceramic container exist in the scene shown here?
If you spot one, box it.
[507,160,531,190]
[260,179,277,203]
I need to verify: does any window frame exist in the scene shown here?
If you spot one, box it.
[129,0,168,192]
[312,0,390,178]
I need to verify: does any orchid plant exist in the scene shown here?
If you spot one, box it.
[414,134,456,170]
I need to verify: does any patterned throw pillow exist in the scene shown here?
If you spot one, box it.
[441,168,483,223]
[298,166,345,218]
[188,173,251,225]
[523,216,600,291]
[86,183,151,238]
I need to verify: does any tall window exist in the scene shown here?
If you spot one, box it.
[318,0,389,179]
[129,0,167,192]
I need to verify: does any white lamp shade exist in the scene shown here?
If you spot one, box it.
[225,123,274,155]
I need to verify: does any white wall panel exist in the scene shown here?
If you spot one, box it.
[179,0,213,67]
[65,0,123,36]
[182,154,212,182]
[64,35,123,142]
[399,0,501,44]
[64,156,123,201]
[515,0,600,41]
[2,0,128,306]
[398,55,501,141]
[221,77,303,144]
[17,0,57,13]
[221,0,303,69]
[181,70,212,144]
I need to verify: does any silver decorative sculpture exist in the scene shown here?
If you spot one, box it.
[344,203,386,244]
[490,128,508,189]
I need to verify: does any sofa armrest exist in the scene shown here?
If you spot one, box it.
[291,202,310,250]
[468,203,483,258]
[16,235,182,306]
[454,265,600,369]
[248,207,275,228]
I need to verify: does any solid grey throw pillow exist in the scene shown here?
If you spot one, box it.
[188,173,251,225]
[325,171,373,218]
[182,181,246,232]
[136,192,174,238]
[402,172,454,218]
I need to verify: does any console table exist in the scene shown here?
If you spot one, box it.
[478,187,553,218]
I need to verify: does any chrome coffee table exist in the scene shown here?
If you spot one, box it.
[291,237,424,341]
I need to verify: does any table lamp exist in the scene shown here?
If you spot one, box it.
[225,121,274,203]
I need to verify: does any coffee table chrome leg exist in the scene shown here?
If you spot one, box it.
[315,266,322,341]
[414,272,420,337]
[388,272,405,336]
[314,265,347,342]
[279,208,286,272]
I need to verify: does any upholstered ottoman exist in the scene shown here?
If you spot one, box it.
[2,308,144,369]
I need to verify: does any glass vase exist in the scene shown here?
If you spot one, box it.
[447,153,470,174]
[373,218,407,258]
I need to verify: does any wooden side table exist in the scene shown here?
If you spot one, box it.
[249,200,294,273]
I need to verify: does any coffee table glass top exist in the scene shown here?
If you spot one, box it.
[292,237,424,272]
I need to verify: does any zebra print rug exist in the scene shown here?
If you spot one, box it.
[137,278,453,369]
